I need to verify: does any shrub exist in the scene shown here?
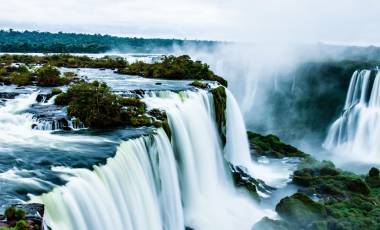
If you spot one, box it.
[36,64,61,86]
[4,206,16,221]
[51,87,62,95]
[118,55,227,86]
[54,81,124,128]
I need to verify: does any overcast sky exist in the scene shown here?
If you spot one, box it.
[0,0,379,45]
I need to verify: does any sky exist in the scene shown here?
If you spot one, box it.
[0,0,380,45]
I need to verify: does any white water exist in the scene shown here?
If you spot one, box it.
[224,89,294,187]
[324,70,380,162]
[33,129,183,230]
[144,90,268,229]
[34,89,271,230]
[0,93,111,151]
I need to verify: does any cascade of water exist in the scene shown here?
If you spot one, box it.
[33,129,183,230]
[35,89,268,230]
[224,88,294,187]
[324,70,380,162]
[144,90,266,229]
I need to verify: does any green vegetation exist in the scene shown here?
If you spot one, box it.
[254,156,380,230]
[118,55,227,86]
[211,86,227,144]
[0,54,127,69]
[0,206,39,230]
[54,81,170,132]
[36,64,66,86]
[0,55,228,88]
[276,193,327,226]
[247,131,307,158]
[55,81,132,128]
[0,64,75,87]
[0,29,217,53]
[0,65,33,86]
[248,132,380,230]
[51,87,62,95]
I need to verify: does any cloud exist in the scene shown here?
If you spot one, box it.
[0,0,379,44]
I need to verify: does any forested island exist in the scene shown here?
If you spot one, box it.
[0,30,218,53]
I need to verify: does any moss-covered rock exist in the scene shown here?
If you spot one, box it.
[247,131,307,158]
[258,137,380,230]
[51,87,62,95]
[252,217,290,230]
[276,193,327,227]
[211,86,226,145]
[365,167,380,188]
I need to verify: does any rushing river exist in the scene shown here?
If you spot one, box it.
[0,54,299,229]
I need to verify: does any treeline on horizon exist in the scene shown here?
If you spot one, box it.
[0,29,218,53]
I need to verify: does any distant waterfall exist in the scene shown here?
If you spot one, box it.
[324,70,380,161]
[35,89,266,230]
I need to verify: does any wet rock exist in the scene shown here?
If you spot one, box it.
[276,193,326,227]
[366,167,380,188]
[0,92,19,99]
[36,93,53,103]
[252,217,290,230]
[230,165,274,201]
[129,89,145,97]
[247,131,307,159]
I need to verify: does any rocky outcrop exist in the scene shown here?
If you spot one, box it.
[247,131,307,158]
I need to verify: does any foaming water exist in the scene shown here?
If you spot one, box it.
[324,70,380,163]
[33,129,183,230]
[0,92,109,150]
[35,89,271,230]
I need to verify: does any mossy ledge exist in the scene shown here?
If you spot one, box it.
[247,131,307,158]
[211,86,227,145]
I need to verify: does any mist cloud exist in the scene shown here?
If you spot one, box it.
[0,0,379,45]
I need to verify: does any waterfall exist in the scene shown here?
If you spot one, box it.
[33,129,183,230]
[34,89,268,230]
[224,88,294,187]
[324,70,380,162]
[144,90,265,229]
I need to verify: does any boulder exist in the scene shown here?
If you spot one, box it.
[276,193,326,227]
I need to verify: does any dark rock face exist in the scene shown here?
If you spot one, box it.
[230,165,274,201]
[36,93,54,103]
[211,86,226,145]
